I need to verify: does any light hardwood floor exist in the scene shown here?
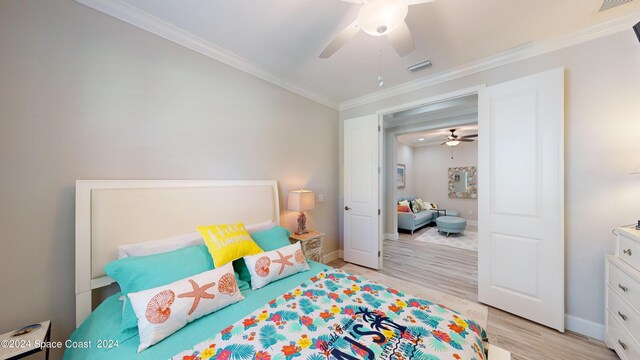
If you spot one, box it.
[328,225,618,360]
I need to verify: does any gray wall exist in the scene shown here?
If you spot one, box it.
[0,1,339,355]
[396,142,414,196]
[341,31,640,334]
[412,142,478,221]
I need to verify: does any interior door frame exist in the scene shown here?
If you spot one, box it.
[376,85,486,244]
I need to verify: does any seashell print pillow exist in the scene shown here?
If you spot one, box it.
[243,242,310,290]
[127,262,244,352]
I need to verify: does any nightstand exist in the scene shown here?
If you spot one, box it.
[289,231,324,263]
[0,320,51,360]
[606,227,640,359]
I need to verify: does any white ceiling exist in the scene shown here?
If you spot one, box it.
[397,124,478,147]
[89,0,640,106]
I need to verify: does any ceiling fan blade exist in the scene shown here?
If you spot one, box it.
[405,0,435,5]
[319,21,360,58]
[460,134,478,139]
[387,21,414,57]
[458,139,474,142]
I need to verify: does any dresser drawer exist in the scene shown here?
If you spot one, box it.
[608,289,640,344]
[619,234,640,271]
[607,311,640,360]
[304,249,323,263]
[609,261,640,309]
[302,239,322,251]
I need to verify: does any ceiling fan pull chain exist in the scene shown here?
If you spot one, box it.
[377,48,384,87]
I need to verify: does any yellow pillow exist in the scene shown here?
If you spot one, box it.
[197,223,263,267]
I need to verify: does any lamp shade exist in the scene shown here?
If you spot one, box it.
[287,190,315,211]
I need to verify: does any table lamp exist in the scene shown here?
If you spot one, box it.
[288,189,315,234]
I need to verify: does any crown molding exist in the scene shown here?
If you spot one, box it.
[339,9,640,111]
[75,0,340,110]
[75,0,639,113]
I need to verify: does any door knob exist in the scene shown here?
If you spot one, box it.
[345,206,351,211]
[623,249,632,256]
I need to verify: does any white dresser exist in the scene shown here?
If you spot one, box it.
[606,226,640,359]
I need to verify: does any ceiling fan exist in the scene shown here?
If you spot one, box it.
[440,129,478,147]
[319,0,434,58]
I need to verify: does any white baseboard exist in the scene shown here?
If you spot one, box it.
[323,250,341,264]
[467,220,478,227]
[384,232,399,240]
[565,314,604,340]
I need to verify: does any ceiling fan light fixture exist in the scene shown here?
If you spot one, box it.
[357,0,408,36]
[446,140,460,147]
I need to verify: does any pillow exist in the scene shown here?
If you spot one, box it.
[424,202,438,210]
[245,220,276,234]
[117,232,202,259]
[117,221,274,259]
[243,242,310,290]
[128,263,243,352]
[410,200,421,213]
[198,223,263,268]
[415,198,427,211]
[233,226,293,284]
[398,200,410,208]
[397,205,411,212]
[105,245,238,333]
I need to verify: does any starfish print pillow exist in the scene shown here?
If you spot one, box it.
[243,242,310,290]
[127,262,243,352]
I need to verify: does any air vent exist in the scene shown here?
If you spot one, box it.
[597,0,634,12]
[407,60,433,73]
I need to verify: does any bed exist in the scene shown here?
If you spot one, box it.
[67,180,509,359]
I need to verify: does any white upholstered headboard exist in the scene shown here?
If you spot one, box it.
[75,180,280,327]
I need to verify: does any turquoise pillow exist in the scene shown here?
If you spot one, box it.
[234,226,292,283]
[105,245,249,333]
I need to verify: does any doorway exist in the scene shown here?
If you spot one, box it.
[343,68,565,332]
[381,95,480,302]
[382,95,478,241]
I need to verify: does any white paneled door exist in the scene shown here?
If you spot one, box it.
[478,68,565,331]
[343,114,381,269]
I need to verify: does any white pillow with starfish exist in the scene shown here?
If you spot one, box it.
[243,242,310,290]
[127,262,244,352]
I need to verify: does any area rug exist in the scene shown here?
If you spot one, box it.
[340,263,488,329]
[414,226,478,251]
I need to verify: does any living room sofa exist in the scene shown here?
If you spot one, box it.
[397,195,437,234]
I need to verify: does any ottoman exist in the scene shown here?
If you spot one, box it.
[436,216,466,237]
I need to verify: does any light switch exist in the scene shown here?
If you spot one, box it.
[318,194,324,203]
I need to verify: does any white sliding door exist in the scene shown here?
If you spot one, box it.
[343,114,381,269]
[478,68,565,331]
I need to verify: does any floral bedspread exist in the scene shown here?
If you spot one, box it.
[173,268,487,360]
